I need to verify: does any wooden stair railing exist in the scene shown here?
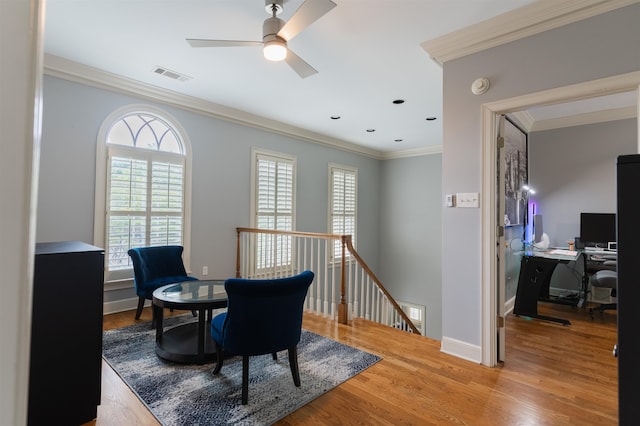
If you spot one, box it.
[236,227,420,334]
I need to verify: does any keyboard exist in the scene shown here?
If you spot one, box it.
[548,249,578,256]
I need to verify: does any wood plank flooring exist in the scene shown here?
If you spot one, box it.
[87,302,617,425]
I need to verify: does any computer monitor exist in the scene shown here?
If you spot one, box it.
[533,214,543,243]
[580,212,616,249]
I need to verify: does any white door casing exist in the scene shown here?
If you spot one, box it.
[481,71,640,367]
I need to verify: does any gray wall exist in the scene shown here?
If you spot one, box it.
[441,4,640,347]
[530,118,637,247]
[38,75,444,339]
[379,154,443,339]
[528,118,637,291]
[38,75,381,305]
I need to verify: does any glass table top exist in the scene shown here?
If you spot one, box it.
[517,249,580,261]
[153,279,227,304]
[518,249,617,263]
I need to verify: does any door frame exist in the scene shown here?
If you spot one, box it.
[481,71,640,367]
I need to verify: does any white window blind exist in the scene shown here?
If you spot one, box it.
[107,152,185,271]
[253,151,296,270]
[107,156,148,270]
[330,165,357,258]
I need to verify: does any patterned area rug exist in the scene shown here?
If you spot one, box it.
[103,315,381,425]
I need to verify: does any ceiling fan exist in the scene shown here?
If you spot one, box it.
[187,0,337,78]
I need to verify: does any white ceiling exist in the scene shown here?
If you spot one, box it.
[44,0,536,155]
[43,0,636,156]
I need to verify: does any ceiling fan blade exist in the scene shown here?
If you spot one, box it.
[278,0,337,41]
[285,48,318,79]
[186,39,262,48]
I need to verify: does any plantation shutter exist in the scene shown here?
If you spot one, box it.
[255,153,294,269]
[106,150,185,272]
[150,161,184,246]
[107,156,148,271]
[330,166,357,258]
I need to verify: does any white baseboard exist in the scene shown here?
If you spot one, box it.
[505,296,515,315]
[440,336,482,364]
[103,297,147,315]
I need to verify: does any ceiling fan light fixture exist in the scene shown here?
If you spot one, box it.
[187,0,335,77]
[264,40,287,61]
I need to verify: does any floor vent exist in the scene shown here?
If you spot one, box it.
[395,300,426,335]
[152,66,191,82]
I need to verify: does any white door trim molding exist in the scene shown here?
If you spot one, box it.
[481,71,640,366]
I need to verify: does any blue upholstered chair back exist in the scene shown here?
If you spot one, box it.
[219,270,315,356]
[127,245,195,298]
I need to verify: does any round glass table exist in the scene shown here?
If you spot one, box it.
[152,279,227,364]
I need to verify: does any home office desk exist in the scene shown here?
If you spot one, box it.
[513,248,615,325]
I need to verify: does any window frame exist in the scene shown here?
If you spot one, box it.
[94,105,193,284]
[249,148,297,274]
[328,163,357,261]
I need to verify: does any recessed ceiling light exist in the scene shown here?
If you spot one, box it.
[392,99,405,104]
[394,139,403,142]
[366,129,376,133]
[426,117,437,121]
[330,116,341,120]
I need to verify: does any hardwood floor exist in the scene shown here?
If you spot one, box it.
[87,302,617,425]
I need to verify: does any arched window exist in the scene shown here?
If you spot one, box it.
[95,106,192,282]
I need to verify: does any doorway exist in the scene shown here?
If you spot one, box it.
[480,71,640,366]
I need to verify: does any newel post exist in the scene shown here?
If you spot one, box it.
[235,229,241,278]
[338,235,349,324]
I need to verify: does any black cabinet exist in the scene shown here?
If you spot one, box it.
[617,155,640,425]
[28,242,104,425]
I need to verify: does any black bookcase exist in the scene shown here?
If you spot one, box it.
[617,155,640,425]
[28,242,104,425]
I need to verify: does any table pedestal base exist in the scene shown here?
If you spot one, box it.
[156,321,218,364]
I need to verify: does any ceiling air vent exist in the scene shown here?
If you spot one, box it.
[152,66,191,82]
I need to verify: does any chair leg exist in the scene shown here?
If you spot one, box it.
[288,346,301,387]
[242,356,249,405]
[192,310,197,317]
[272,352,278,360]
[590,303,617,319]
[212,342,224,374]
[135,297,145,320]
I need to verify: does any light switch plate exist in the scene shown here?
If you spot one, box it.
[445,194,455,207]
[456,192,480,208]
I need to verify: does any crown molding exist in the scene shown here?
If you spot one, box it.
[530,106,637,131]
[484,71,640,114]
[43,54,386,160]
[421,0,639,65]
[509,105,637,132]
[381,144,442,160]
[508,110,535,132]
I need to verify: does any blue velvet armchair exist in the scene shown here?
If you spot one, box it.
[127,245,198,321]
[210,270,315,404]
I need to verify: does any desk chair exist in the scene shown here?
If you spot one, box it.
[589,269,617,318]
[586,255,617,274]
